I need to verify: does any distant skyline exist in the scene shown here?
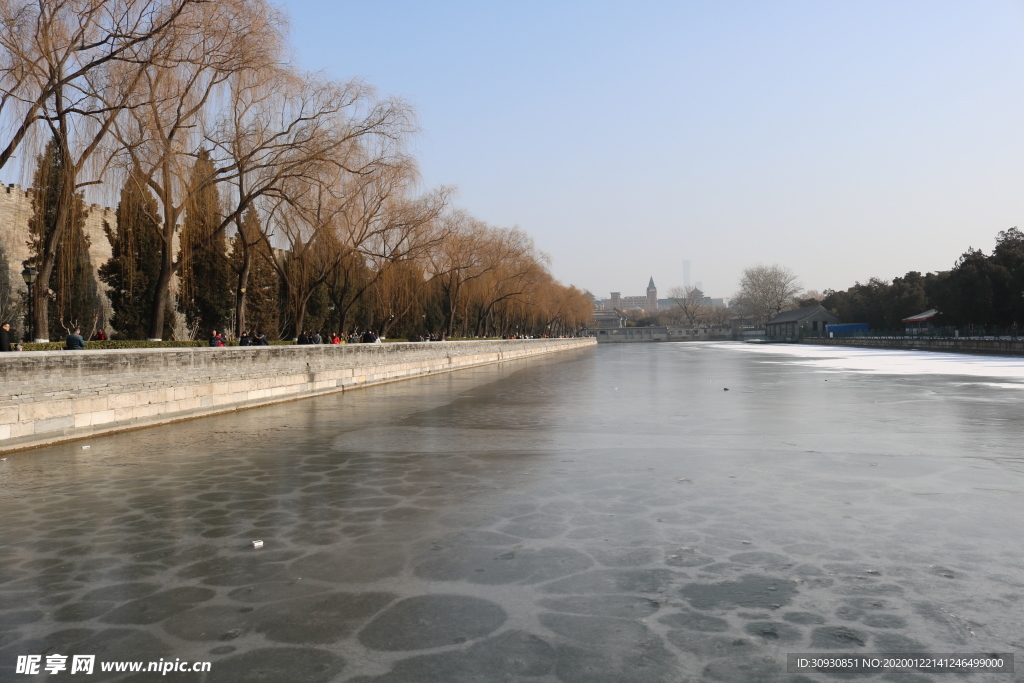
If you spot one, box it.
[282,1,1023,298]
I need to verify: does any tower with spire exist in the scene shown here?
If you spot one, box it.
[647,277,658,312]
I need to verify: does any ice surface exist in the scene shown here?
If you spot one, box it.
[1,343,1021,682]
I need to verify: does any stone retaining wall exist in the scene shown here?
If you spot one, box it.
[802,337,1024,356]
[0,338,595,453]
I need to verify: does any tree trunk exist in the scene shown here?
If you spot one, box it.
[235,251,251,338]
[293,294,306,342]
[147,230,175,341]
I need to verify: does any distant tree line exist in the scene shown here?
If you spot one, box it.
[0,0,591,342]
[819,228,1024,330]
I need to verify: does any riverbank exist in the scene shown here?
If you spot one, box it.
[0,338,595,453]
[801,336,1024,356]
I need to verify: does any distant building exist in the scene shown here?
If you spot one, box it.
[592,310,626,329]
[902,309,939,334]
[657,294,728,310]
[647,277,658,311]
[588,326,671,342]
[765,305,839,341]
[604,277,658,312]
[616,296,650,310]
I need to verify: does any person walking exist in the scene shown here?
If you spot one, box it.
[297,330,309,345]
[256,331,270,345]
[209,330,225,347]
[312,331,322,344]
[0,322,12,352]
[65,327,86,350]
[239,331,251,346]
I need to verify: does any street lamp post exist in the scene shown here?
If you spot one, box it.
[21,266,36,343]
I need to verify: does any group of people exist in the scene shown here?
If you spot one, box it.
[205,329,384,346]
[294,330,382,344]
[239,331,270,346]
[0,323,425,351]
[296,331,328,344]
[208,330,270,346]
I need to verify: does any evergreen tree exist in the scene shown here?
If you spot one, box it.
[229,208,279,339]
[99,172,170,339]
[0,242,24,329]
[26,138,101,339]
[177,149,232,336]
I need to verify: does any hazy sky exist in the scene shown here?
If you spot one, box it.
[281,0,1024,299]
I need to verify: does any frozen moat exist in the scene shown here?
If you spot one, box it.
[2,342,1023,681]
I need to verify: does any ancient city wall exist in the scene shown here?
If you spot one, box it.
[0,183,117,328]
[803,337,1024,356]
[1,183,191,337]
[0,338,595,453]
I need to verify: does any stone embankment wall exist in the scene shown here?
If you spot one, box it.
[803,337,1024,356]
[0,338,595,453]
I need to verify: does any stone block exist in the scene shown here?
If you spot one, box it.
[107,392,138,410]
[112,407,134,422]
[0,405,17,425]
[72,396,108,414]
[132,404,160,420]
[34,415,75,433]
[11,421,35,438]
[20,400,74,422]
[90,410,116,426]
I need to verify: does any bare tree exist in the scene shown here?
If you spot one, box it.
[424,210,497,337]
[0,0,199,172]
[465,227,544,337]
[317,159,447,336]
[733,264,801,327]
[116,0,284,338]
[210,69,407,337]
[1,0,204,338]
[263,171,342,339]
[705,304,733,328]
[668,285,709,328]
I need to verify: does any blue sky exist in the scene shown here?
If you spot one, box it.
[281,0,1024,299]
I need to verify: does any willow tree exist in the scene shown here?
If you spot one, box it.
[321,162,448,335]
[1,0,202,340]
[229,207,278,337]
